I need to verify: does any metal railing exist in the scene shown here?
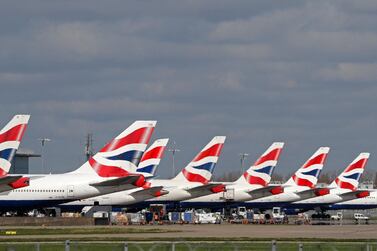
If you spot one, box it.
[1,240,376,251]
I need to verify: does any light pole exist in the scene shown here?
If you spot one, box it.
[239,153,249,175]
[168,141,180,178]
[38,138,51,174]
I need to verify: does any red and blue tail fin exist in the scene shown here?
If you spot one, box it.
[331,152,369,191]
[0,115,30,177]
[73,120,156,177]
[285,147,330,188]
[236,142,284,187]
[137,138,169,176]
[173,136,226,184]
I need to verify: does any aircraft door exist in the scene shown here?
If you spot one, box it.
[67,185,74,198]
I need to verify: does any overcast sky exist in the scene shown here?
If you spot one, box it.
[1,0,377,180]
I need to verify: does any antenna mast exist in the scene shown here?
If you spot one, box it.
[85,133,94,160]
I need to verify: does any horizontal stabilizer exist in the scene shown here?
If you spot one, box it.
[185,183,226,196]
[0,175,29,193]
[246,185,284,200]
[130,186,169,198]
[295,187,330,201]
[0,175,23,185]
[339,190,370,202]
[90,175,143,187]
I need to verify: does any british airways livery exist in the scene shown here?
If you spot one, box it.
[290,152,370,211]
[0,114,30,192]
[242,147,330,208]
[181,142,285,208]
[60,138,170,209]
[142,136,227,205]
[0,120,156,212]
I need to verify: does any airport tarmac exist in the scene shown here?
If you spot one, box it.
[0,224,376,241]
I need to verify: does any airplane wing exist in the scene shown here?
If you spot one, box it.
[295,187,330,201]
[246,185,284,200]
[185,183,226,197]
[129,186,169,199]
[0,176,30,193]
[90,175,142,187]
[338,190,370,201]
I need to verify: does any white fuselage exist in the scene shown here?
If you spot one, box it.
[61,187,146,207]
[145,178,204,202]
[183,183,263,203]
[0,172,138,210]
[247,186,310,203]
[292,188,350,205]
[331,190,377,208]
[60,178,210,208]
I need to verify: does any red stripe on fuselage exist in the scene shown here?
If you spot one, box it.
[182,169,208,184]
[89,158,130,177]
[243,172,268,186]
[292,174,315,188]
[335,177,356,191]
[0,167,7,177]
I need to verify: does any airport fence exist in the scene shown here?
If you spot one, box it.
[0,240,376,251]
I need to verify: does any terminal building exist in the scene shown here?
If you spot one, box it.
[9,149,41,174]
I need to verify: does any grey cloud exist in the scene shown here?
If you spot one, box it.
[0,0,376,178]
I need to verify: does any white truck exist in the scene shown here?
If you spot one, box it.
[354,213,369,224]
[271,207,285,223]
[330,211,343,221]
[195,210,221,224]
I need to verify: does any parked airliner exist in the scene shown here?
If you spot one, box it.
[0,114,30,192]
[240,147,331,209]
[132,136,227,208]
[60,138,169,210]
[180,142,285,208]
[288,153,370,211]
[0,120,156,212]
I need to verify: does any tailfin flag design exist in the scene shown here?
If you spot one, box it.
[332,153,370,191]
[285,147,330,188]
[137,138,169,175]
[75,121,156,177]
[237,142,284,187]
[174,136,226,184]
[0,115,30,176]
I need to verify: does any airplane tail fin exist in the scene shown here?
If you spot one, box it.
[284,147,330,188]
[235,142,284,187]
[73,120,156,177]
[137,138,169,176]
[172,136,226,184]
[0,115,30,177]
[330,153,370,191]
